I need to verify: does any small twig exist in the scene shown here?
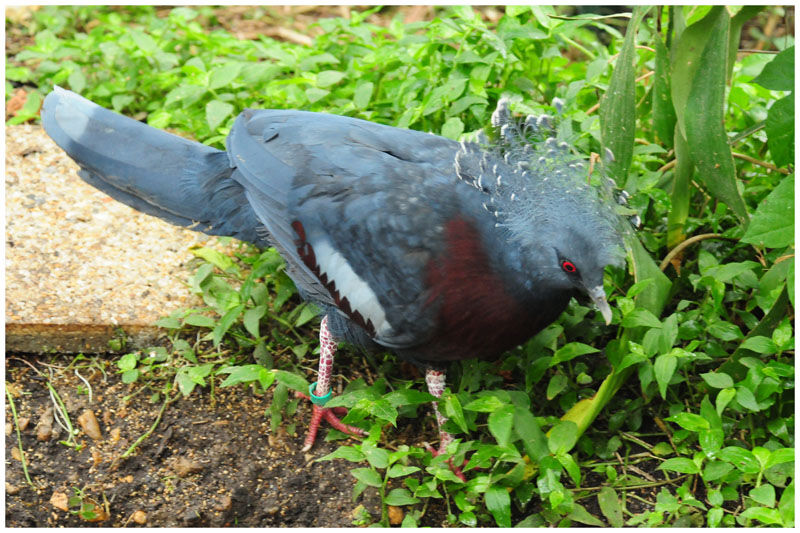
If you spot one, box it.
[5,385,35,488]
[118,390,177,461]
[732,151,791,175]
[74,369,93,404]
[660,233,726,272]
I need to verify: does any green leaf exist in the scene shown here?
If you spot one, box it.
[654,353,677,399]
[441,116,464,140]
[684,7,748,221]
[368,398,397,426]
[295,303,319,327]
[191,246,237,272]
[703,460,734,481]
[243,305,267,338]
[621,308,663,329]
[485,485,511,528]
[487,404,514,447]
[659,457,700,474]
[738,506,783,526]
[701,372,734,389]
[387,464,420,477]
[208,62,242,90]
[383,488,419,506]
[765,94,794,167]
[442,394,468,433]
[699,428,724,454]
[741,175,794,248]
[566,503,605,527]
[361,444,390,469]
[117,352,138,372]
[206,100,234,132]
[513,406,549,462]
[317,445,365,463]
[350,467,382,488]
[218,364,274,389]
[550,342,600,365]
[67,69,86,94]
[275,370,309,393]
[749,484,776,508]
[463,395,505,412]
[652,35,676,148]
[666,412,709,432]
[184,313,216,329]
[598,486,624,527]
[599,6,648,184]
[546,373,568,400]
[751,46,794,91]
[778,481,794,526]
[548,420,578,455]
[765,448,794,469]
[130,29,159,54]
[717,446,761,473]
[316,70,345,88]
[353,81,373,109]
[740,336,778,355]
[212,304,245,346]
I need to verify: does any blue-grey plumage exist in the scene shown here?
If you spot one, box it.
[41,87,625,368]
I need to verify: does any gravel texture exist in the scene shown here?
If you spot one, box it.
[6,124,233,353]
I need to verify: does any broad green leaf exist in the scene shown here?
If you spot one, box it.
[316,70,345,88]
[317,445,365,463]
[699,428,725,454]
[765,447,794,469]
[654,353,677,399]
[368,398,398,426]
[463,395,505,412]
[598,487,624,527]
[441,117,464,140]
[741,175,794,248]
[652,35,676,148]
[387,464,420,477]
[219,364,274,389]
[567,503,605,527]
[294,303,319,327]
[130,29,159,54]
[275,370,309,393]
[487,404,514,447]
[666,412,709,432]
[667,125,692,249]
[621,308,662,329]
[778,481,794,526]
[243,305,267,338]
[212,304,244,346]
[716,387,736,415]
[701,372,735,389]
[383,488,419,506]
[599,6,649,184]
[485,485,511,528]
[740,336,778,355]
[206,100,234,132]
[684,7,748,221]
[443,394,468,433]
[548,420,578,455]
[361,444,390,469]
[184,313,216,328]
[659,457,700,474]
[628,236,672,316]
[513,406,549,462]
[208,62,242,90]
[546,373,568,400]
[727,7,764,81]
[350,467,382,488]
[749,484,776,508]
[717,446,761,473]
[353,81,373,109]
[738,506,783,526]
[557,453,581,486]
[550,342,600,366]
[703,460,734,481]
[751,45,794,91]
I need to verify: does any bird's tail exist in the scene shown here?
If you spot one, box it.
[41,86,262,243]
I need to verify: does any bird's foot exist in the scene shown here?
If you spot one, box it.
[423,438,468,482]
[295,392,367,452]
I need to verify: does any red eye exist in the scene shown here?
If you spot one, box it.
[561,260,577,273]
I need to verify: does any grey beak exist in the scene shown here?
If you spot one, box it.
[588,285,613,325]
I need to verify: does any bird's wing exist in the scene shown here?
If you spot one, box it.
[227,109,461,348]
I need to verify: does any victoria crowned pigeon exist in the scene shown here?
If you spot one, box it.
[42,87,625,480]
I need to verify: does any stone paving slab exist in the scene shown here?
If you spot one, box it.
[5,124,235,353]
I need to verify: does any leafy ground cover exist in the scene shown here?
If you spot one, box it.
[6,5,794,527]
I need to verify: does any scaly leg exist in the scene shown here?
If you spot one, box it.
[297,315,366,452]
[424,367,466,482]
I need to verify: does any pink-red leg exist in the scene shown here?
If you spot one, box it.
[297,315,366,452]
[424,368,466,482]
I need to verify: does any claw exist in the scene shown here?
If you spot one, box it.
[295,392,367,451]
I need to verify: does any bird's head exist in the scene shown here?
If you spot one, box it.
[454,98,628,323]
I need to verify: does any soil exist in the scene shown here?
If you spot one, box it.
[4,355,453,527]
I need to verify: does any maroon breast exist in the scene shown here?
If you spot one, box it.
[420,217,550,363]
